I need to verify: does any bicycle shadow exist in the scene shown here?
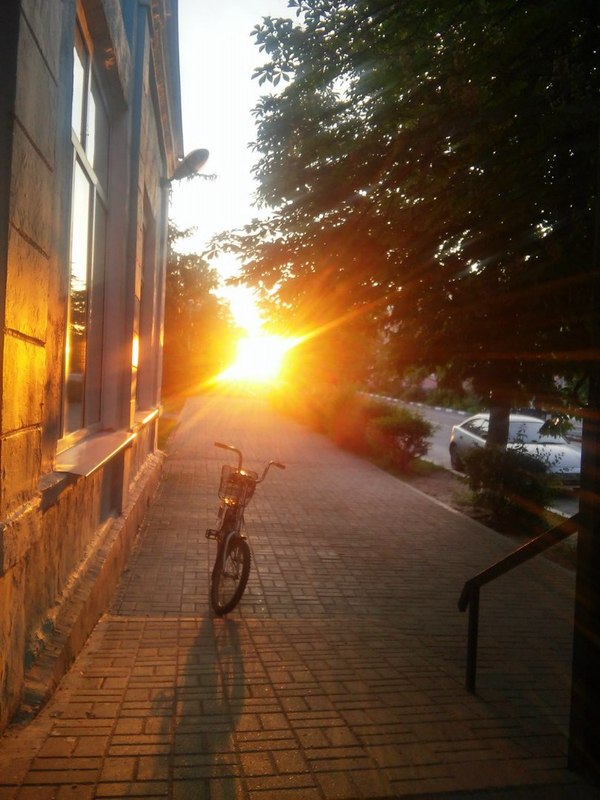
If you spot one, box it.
[150,615,246,794]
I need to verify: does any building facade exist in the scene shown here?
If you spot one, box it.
[0,0,182,731]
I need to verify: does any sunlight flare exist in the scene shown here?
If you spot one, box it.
[226,286,263,334]
[218,333,298,385]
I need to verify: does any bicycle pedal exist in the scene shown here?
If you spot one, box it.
[206,529,218,540]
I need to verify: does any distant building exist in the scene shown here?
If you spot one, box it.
[0,0,183,731]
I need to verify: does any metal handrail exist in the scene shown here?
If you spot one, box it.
[458,512,580,693]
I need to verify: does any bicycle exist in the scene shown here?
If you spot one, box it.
[205,441,285,615]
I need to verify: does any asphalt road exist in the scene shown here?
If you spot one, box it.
[374,395,580,518]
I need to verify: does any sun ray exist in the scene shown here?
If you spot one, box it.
[217,332,299,385]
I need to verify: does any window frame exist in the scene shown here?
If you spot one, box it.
[59,15,111,451]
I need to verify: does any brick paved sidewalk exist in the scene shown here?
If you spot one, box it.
[1,394,599,799]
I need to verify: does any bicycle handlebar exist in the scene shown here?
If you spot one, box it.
[258,460,286,483]
[214,442,286,480]
[214,441,242,470]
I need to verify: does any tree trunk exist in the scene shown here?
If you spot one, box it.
[568,123,600,782]
[486,402,510,448]
[568,370,600,781]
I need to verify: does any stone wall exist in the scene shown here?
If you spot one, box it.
[0,0,181,732]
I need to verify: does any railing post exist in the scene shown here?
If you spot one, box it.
[459,516,579,694]
[466,586,480,694]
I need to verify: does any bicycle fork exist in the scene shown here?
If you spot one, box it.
[206,505,245,571]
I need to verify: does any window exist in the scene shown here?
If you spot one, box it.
[63,21,109,438]
[508,420,565,445]
[463,417,488,440]
[136,200,157,410]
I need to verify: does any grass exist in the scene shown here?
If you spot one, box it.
[157,393,187,450]
[157,416,179,450]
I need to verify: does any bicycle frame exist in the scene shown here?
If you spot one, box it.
[206,441,285,616]
[215,503,245,571]
[207,442,286,580]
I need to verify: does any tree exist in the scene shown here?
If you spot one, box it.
[214,0,597,428]
[162,223,234,396]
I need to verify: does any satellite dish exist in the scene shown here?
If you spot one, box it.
[169,148,210,182]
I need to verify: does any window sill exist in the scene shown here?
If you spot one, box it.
[54,430,136,477]
[133,407,160,430]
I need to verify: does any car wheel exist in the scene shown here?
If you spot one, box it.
[450,444,464,472]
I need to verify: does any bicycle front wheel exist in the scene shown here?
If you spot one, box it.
[211,537,251,616]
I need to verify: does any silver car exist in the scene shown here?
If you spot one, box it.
[449,413,581,485]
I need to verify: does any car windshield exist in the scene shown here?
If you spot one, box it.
[508,420,567,445]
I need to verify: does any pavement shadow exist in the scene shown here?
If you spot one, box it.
[150,615,245,795]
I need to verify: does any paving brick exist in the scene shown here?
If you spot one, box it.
[22,770,97,785]
[245,788,321,800]
[171,779,210,799]
[112,719,144,736]
[55,787,96,800]
[235,734,297,753]
[316,770,361,799]
[98,757,137,782]
[36,738,77,757]
[107,743,171,757]
[16,788,57,800]
[30,757,102,772]
[239,751,273,777]
[73,737,110,757]
[94,781,168,797]
[272,749,309,775]
[245,772,318,792]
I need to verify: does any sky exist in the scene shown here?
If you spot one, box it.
[171,0,293,325]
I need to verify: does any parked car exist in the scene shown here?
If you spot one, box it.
[449,413,581,485]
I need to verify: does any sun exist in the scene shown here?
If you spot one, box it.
[214,285,300,385]
[218,333,297,384]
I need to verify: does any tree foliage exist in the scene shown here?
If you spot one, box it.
[215,0,599,413]
[162,223,234,396]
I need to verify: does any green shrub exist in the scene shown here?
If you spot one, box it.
[366,407,434,470]
[273,385,433,470]
[328,391,391,454]
[463,445,557,525]
[269,382,348,433]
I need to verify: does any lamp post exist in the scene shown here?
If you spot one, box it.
[156,148,211,401]
[167,148,210,184]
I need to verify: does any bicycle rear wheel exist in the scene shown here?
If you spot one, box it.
[211,537,251,616]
